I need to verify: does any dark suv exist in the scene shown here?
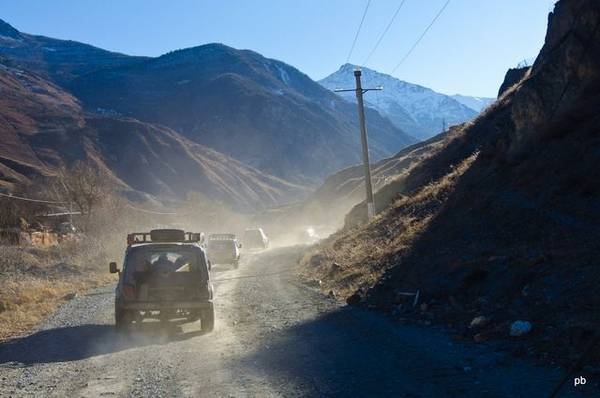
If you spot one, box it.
[109,229,214,333]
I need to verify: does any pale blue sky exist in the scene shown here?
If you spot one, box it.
[1,0,554,97]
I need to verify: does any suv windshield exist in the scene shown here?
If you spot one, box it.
[244,230,263,241]
[208,240,235,249]
[124,246,207,282]
[208,240,236,250]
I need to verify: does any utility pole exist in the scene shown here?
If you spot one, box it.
[334,68,382,221]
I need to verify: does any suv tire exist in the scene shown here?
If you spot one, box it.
[115,308,131,333]
[201,303,215,332]
[115,302,131,333]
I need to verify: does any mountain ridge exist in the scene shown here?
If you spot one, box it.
[67,43,416,182]
[0,18,146,86]
[0,20,417,183]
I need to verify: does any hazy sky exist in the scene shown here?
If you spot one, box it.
[1,0,554,97]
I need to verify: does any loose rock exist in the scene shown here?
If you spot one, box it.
[62,293,78,300]
[473,333,487,343]
[470,316,489,329]
[330,262,342,273]
[509,320,532,337]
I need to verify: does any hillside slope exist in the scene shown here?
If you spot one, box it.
[284,132,451,229]
[302,0,600,366]
[0,63,307,210]
[67,45,415,182]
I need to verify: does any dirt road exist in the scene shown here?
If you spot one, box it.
[0,247,594,397]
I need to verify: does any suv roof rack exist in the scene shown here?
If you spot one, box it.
[127,229,205,246]
[208,233,236,241]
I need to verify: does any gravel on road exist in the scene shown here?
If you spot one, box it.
[0,246,594,397]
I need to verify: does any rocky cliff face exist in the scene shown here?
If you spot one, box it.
[497,67,530,97]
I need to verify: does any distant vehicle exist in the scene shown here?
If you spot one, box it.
[56,222,76,235]
[109,229,214,333]
[243,228,269,250]
[298,226,320,244]
[206,233,241,268]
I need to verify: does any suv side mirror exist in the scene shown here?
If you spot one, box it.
[238,243,242,248]
[109,261,119,274]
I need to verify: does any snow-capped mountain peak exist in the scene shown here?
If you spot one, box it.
[320,64,495,140]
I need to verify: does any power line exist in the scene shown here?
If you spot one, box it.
[126,204,178,215]
[390,0,451,75]
[346,0,372,63]
[0,191,68,204]
[362,0,407,67]
[0,191,182,216]
[0,191,179,216]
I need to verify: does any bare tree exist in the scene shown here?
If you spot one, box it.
[54,161,110,221]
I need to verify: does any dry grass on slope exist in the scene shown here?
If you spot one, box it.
[299,152,478,300]
[0,242,115,341]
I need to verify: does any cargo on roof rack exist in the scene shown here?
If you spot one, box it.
[208,233,236,241]
[126,229,205,246]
